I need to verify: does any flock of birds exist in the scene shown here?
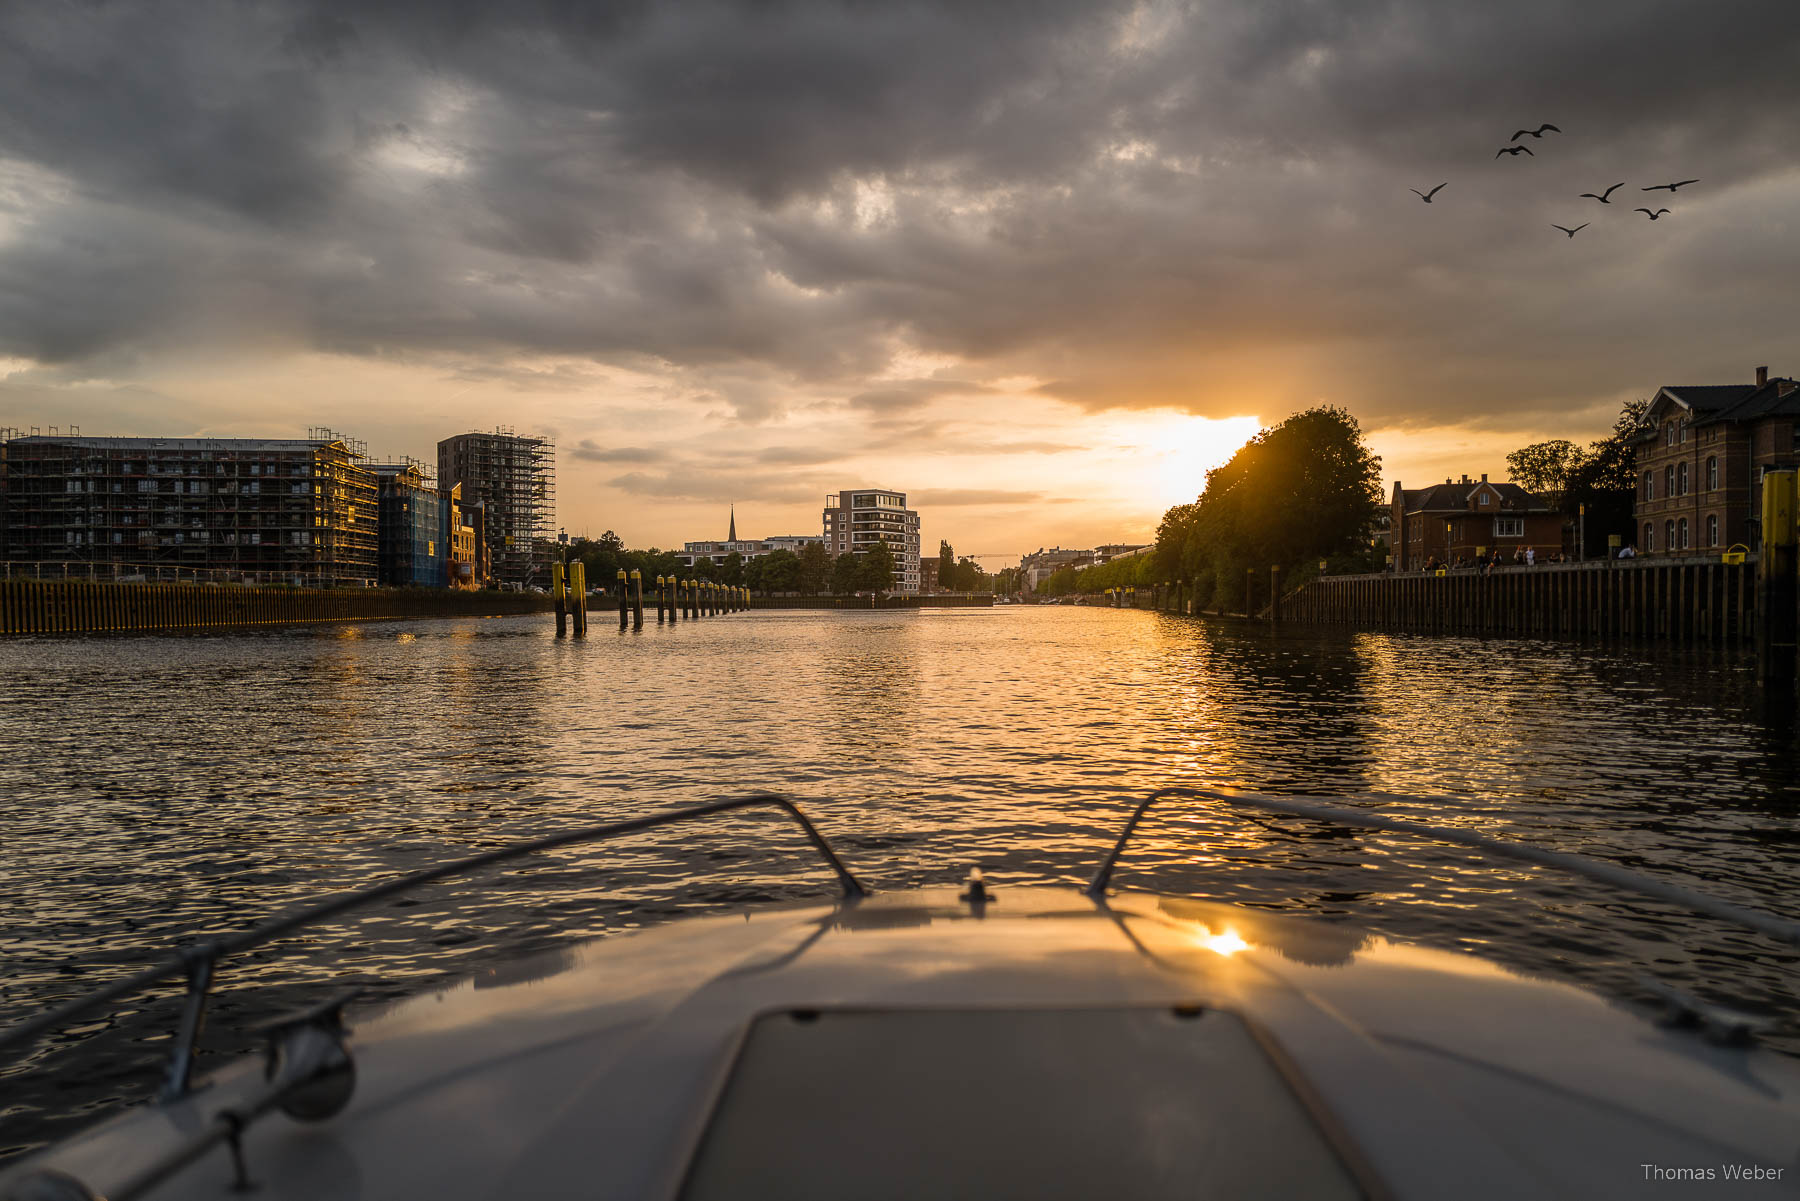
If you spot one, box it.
[1409,124,1698,239]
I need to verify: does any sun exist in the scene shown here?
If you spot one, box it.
[1141,414,1262,510]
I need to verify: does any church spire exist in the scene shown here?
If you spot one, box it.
[728,504,737,542]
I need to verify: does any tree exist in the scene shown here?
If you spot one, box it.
[754,548,800,594]
[1154,406,1382,610]
[857,540,896,593]
[1505,439,1586,509]
[718,551,745,586]
[938,540,955,591]
[831,551,861,595]
[1565,396,1650,553]
[797,542,831,595]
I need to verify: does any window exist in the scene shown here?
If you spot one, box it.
[1643,522,1654,551]
[1677,462,1687,495]
[1642,469,1654,500]
[1493,517,1524,537]
[1665,520,1675,551]
[1665,466,1675,497]
[1478,492,1490,506]
[1666,424,1676,447]
[1679,422,1687,444]
[1679,518,1689,549]
[1707,514,1719,547]
[1707,456,1718,490]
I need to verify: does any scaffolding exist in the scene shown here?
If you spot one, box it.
[0,434,378,586]
[435,428,556,589]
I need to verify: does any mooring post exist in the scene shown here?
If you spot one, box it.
[1757,467,1798,686]
[655,575,666,623]
[617,568,629,631]
[570,561,587,635]
[552,561,567,637]
[1245,567,1255,619]
[631,569,644,630]
[1270,564,1282,625]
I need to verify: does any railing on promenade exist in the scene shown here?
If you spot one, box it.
[1289,554,1759,648]
[0,578,551,636]
[2,560,352,588]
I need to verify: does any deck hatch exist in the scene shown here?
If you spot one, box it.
[680,1007,1363,1200]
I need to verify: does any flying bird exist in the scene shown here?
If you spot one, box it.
[1579,183,1625,203]
[1511,124,1562,140]
[1552,223,1588,238]
[1635,208,1670,220]
[1643,179,1699,192]
[1410,183,1448,202]
[1496,145,1534,157]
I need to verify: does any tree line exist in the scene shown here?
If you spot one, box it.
[1037,405,1385,609]
[553,532,897,595]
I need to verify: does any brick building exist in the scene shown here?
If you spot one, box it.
[1390,476,1562,570]
[1632,367,1800,555]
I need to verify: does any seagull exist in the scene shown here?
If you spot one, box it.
[1511,123,1562,140]
[1410,183,1448,202]
[1552,223,1588,238]
[1579,183,1625,203]
[1635,208,1670,220]
[1643,179,1699,192]
[1496,145,1534,157]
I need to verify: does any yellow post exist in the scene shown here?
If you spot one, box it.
[1758,468,1797,684]
[631,568,644,630]
[552,561,567,636]
[570,560,587,634]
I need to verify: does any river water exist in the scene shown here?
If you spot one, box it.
[3,607,1799,1159]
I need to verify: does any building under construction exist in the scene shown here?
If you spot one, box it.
[1,433,379,585]
[436,429,555,589]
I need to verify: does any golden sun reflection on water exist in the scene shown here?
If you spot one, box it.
[1193,924,1251,955]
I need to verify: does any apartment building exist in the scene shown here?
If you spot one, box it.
[436,430,555,588]
[0,434,378,584]
[822,488,921,593]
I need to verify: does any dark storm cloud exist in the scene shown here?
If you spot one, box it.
[1,0,1798,424]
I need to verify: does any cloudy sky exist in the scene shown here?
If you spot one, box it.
[2,0,1796,558]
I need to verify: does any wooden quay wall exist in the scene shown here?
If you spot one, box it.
[1287,556,1757,648]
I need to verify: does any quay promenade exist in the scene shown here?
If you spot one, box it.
[0,579,551,635]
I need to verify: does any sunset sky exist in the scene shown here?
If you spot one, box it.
[2,0,1796,560]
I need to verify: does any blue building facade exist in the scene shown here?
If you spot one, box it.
[373,464,446,586]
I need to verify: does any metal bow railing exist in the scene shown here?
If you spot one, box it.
[0,794,867,1099]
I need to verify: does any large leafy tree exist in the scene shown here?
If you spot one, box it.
[1155,406,1382,609]
[1505,439,1586,508]
[857,539,897,593]
[797,542,831,595]
[938,540,955,588]
[831,551,861,594]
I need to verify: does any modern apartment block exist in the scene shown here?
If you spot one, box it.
[370,462,445,587]
[822,488,921,593]
[436,430,555,589]
[0,434,378,584]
